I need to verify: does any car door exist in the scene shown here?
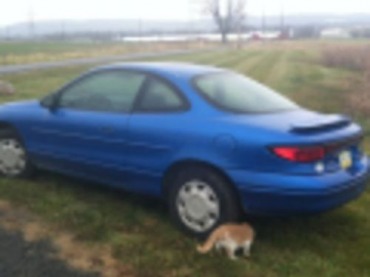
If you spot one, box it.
[127,75,190,195]
[30,69,147,187]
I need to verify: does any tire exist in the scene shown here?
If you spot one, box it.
[0,129,34,178]
[168,166,241,238]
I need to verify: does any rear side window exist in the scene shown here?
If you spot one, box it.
[59,71,145,113]
[136,77,188,112]
[194,72,298,113]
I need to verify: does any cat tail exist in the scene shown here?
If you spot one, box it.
[197,231,219,254]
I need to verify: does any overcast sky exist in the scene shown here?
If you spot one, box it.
[1,0,370,27]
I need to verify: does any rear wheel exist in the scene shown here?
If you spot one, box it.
[0,129,33,178]
[168,166,240,238]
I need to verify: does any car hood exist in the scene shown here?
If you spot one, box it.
[0,100,41,121]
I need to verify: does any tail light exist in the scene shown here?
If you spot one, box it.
[272,146,326,163]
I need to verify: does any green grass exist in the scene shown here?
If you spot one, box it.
[0,42,122,65]
[0,41,370,277]
[0,41,200,65]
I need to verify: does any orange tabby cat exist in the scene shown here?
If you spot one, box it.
[197,223,255,260]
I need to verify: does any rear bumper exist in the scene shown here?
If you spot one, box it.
[228,158,370,215]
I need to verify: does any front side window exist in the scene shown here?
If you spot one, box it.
[136,77,187,112]
[194,72,298,113]
[59,71,146,113]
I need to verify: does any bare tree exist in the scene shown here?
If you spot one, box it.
[204,0,246,43]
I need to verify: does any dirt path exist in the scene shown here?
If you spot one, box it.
[0,201,134,277]
[0,48,214,75]
[0,227,100,277]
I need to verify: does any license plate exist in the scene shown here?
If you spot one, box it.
[339,151,352,169]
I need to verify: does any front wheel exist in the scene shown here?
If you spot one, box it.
[0,129,33,178]
[168,166,241,238]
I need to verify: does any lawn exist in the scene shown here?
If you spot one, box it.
[0,41,369,277]
[0,41,203,65]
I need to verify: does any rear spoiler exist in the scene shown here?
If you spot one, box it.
[290,114,351,134]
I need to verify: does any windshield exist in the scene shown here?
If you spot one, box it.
[193,72,299,113]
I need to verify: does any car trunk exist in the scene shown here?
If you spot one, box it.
[229,109,365,175]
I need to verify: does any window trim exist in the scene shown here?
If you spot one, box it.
[41,68,191,114]
[51,69,148,114]
[132,75,191,114]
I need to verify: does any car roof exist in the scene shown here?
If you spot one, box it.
[93,62,224,79]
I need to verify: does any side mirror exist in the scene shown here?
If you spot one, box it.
[40,93,58,110]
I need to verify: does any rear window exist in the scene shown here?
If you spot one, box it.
[193,72,298,113]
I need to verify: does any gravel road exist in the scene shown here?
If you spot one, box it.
[0,48,206,75]
[0,226,101,277]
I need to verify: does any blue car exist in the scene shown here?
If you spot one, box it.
[0,62,368,237]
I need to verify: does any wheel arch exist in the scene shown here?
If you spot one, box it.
[0,121,15,131]
[0,121,21,137]
[0,120,34,177]
[162,159,241,204]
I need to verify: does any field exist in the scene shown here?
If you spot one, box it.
[0,40,370,277]
[0,41,205,65]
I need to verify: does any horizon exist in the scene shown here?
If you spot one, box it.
[4,11,370,26]
[1,0,370,28]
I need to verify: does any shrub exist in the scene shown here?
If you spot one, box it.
[349,72,370,116]
[321,45,370,71]
[321,45,370,116]
[0,80,16,95]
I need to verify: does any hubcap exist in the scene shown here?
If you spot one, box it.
[176,180,220,232]
[0,139,26,176]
